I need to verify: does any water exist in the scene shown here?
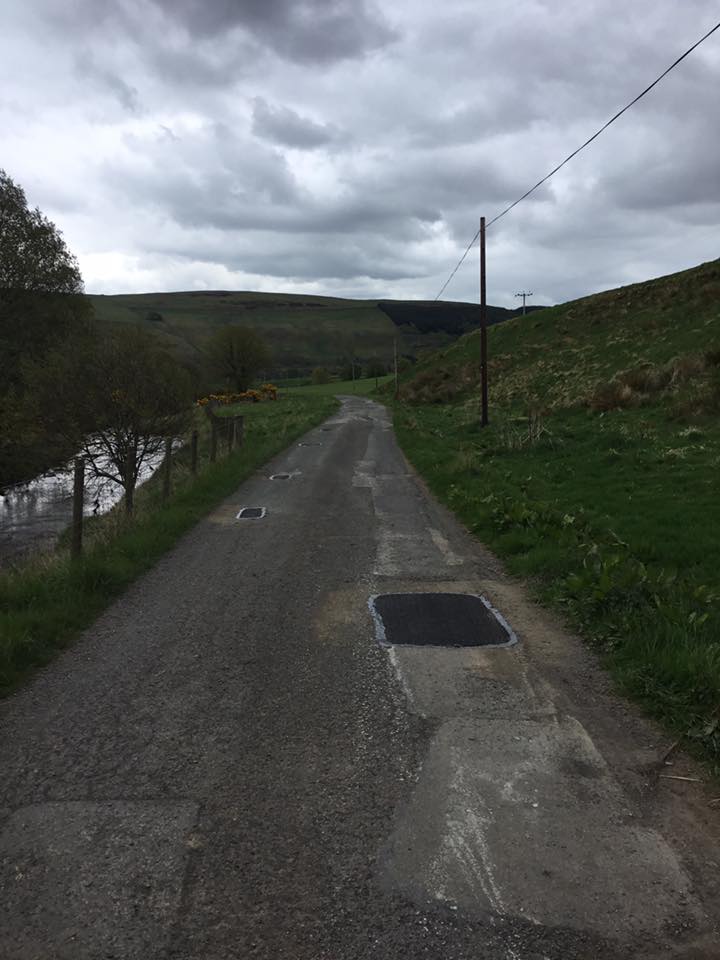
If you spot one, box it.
[0,449,165,568]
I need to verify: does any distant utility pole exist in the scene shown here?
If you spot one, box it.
[480,216,488,427]
[515,290,533,315]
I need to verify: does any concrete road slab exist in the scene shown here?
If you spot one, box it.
[379,715,702,939]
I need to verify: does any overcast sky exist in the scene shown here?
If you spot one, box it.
[1,1,719,306]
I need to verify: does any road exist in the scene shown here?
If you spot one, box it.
[1,396,719,959]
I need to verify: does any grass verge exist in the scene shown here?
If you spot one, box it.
[283,375,391,397]
[0,394,337,694]
[394,399,720,772]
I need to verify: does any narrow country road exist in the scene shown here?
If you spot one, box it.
[1,396,719,959]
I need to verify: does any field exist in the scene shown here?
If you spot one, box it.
[283,374,392,396]
[88,289,525,379]
[393,258,720,768]
[0,394,337,693]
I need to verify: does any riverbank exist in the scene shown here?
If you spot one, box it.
[0,394,337,693]
[0,446,168,568]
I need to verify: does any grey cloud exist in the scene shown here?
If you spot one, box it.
[4,0,719,303]
[103,124,519,249]
[74,52,140,112]
[149,0,398,62]
[252,98,348,149]
[59,0,398,65]
[145,225,427,282]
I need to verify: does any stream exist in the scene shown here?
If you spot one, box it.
[0,449,165,568]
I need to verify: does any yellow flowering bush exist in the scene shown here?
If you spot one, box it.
[196,386,277,407]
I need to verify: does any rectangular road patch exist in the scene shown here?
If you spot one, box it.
[370,593,516,648]
[236,507,266,519]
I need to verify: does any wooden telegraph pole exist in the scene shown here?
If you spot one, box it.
[393,337,399,400]
[71,457,84,559]
[480,216,489,427]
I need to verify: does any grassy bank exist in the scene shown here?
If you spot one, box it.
[396,401,720,768]
[394,259,720,770]
[0,394,337,693]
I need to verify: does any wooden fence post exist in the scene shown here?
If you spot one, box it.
[162,437,172,500]
[190,430,198,475]
[210,421,218,463]
[235,416,244,448]
[227,417,234,454]
[71,457,84,559]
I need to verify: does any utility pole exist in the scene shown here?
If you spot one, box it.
[515,290,533,315]
[480,216,488,427]
[393,337,399,400]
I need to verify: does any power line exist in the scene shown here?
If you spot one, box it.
[433,18,720,301]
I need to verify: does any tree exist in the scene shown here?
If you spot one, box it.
[340,360,362,381]
[0,169,91,395]
[311,367,331,384]
[0,169,92,488]
[208,325,270,392]
[366,359,387,379]
[29,326,193,513]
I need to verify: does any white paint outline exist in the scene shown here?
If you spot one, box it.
[269,470,302,480]
[367,593,518,649]
[236,507,267,520]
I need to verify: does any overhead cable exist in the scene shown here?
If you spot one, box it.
[433,19,720,300]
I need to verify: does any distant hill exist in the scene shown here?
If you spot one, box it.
[88,290,539,380]
[378,299,543,336]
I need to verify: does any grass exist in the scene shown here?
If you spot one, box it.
[399,258,720,409]
[393,258,720,770]
[0,394,337,694]
[283,375,392,397]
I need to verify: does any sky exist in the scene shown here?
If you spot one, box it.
[1,0,719,307]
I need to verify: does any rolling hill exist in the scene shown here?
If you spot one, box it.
[392,257,720,767]
[88,290,538,380]
[398,258,720,407]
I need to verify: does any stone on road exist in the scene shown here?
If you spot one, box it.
[1,397,719,959]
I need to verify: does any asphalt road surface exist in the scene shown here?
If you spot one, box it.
[1,397,719,959]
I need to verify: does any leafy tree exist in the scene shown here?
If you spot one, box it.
[208,325,270,392]
[311,367,331,384]
[0,169,91,395]
[0,170,92,487]
[29,326,193,513]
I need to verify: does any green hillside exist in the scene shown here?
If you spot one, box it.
[88,289,528,379]
[401,258,720,407]
[394,258,720,768]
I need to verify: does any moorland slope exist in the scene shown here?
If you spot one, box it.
[395,258,720,766]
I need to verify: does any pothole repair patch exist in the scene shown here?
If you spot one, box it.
[236,507,266,520]
[370,593,516,648]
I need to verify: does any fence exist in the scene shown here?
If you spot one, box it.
[70,409,245,560]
